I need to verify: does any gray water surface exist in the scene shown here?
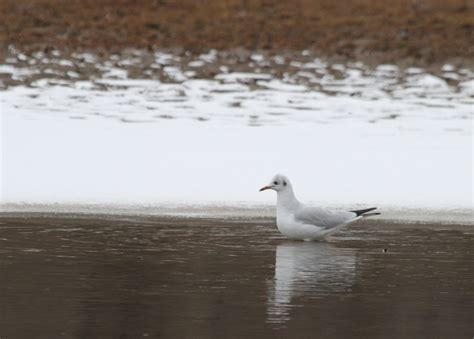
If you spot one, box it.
[0,214,473,338]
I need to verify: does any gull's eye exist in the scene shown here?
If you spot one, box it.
[273,181,278,185]
[283,181,287,186]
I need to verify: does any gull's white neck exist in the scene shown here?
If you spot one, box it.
[276,186,301,212]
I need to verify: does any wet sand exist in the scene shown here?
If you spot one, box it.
[0,213,473,338]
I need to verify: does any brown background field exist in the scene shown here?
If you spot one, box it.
[1,0,473,64]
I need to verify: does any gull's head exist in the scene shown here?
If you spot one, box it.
[259,174,291,193]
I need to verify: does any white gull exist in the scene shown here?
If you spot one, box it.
[260,174,379,241]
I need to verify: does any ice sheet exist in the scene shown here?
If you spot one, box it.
[2,110,472,209]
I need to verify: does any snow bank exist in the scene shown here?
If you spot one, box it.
[1,57,472,215]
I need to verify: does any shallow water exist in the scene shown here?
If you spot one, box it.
[0,214,473,338]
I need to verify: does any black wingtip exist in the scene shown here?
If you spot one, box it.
[350,207,378,217]
[362,212,381,217]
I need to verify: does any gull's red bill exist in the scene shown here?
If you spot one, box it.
[259,185,271,192]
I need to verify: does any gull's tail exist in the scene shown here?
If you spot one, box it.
[350,207,380,217]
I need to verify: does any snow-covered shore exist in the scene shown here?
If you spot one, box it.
[1,51,472,221]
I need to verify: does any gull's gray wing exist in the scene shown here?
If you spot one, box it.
[294,206,356,229]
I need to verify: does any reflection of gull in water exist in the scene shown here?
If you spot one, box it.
[267,242,355,324]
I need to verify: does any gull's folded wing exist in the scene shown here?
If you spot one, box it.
[294,207,356,229]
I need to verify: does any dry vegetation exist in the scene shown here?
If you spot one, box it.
[1,0,473,64]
